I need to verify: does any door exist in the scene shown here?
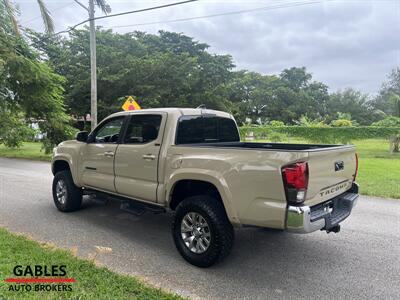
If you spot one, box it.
[114,113,166,202]
[81,116,125,192]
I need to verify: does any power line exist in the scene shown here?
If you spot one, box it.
[54,0,199,36]
[106,0,399,30]
[107,0,331,29]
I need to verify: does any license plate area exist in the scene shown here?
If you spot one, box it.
[310,192,358,229]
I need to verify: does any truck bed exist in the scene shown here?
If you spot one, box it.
[172,141,357,208]
[176,142,353,152]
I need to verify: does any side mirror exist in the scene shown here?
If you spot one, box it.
[76,131,88,142]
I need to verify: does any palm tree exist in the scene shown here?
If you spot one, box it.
[2,0,110,35]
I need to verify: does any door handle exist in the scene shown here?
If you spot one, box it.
[142,154,156,160]
[104,151,115,158]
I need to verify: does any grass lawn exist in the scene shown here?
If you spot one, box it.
[0,142,51,161]
[0,228,182,300]
[352,139,400,199]
[0,139,399,198]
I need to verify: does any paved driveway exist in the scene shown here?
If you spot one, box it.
[0,157,399,299]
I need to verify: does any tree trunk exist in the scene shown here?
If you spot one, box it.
[389,135,400,153]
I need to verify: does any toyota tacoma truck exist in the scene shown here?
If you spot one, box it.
[52,108,359,267]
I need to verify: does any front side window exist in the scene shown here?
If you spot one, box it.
[92,117,124,143]
[124,114,162,144]
[176,115,240,144]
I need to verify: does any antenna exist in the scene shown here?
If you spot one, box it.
[196,104,206,109]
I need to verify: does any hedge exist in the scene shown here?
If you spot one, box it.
[239,126,400,144]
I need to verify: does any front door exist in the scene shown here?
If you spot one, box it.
[114,113,166,202]
[81,116,125,192]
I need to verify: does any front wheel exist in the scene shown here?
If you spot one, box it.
[52,170,82,212]
[172,195,234,267]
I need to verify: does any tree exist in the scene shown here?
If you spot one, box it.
[372,116,400,153]
[30,29,235,122]
[226,67,330,125]
[280,67,312,91]
[326,88,382,125]
[0,4,74,152]
[27,25,396,128]
[2,0,54,34]
[2,0,110,34]
[226,71,282,124]
[373,67,400,117]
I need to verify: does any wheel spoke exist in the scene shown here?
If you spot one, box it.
[183,235,194,243]
[198,238,207,251]
[55,179,67,204]
[188,236,196,250]
[195,239,203,252]
[189,212,197,225]
[181,212,211,254]
[181,219,192,232]
[186,213,193,225]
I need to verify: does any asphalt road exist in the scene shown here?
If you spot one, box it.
[0,157,399,299]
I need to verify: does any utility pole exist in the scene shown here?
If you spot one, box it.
[88,0,97,130]
[73,0,97,130]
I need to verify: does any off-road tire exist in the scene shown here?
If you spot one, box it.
[172,195,234,267]
[52,170,82,212]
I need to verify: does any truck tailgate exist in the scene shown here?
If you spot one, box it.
[305,146,357,207]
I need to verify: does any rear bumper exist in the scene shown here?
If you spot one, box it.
[286,183,359,234]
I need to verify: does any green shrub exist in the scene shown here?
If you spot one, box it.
[268,131,284,142]
[372,117,400,152]
[240,126,400,144]
[295,115,328,127]
[372,116,400,127]
[331,119,353,127]
[0,112,35,148]
[269,120,285,127]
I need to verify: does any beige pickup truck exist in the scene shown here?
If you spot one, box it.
[52,108,359,267]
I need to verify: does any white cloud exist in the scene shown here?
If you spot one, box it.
[15,0,400,93]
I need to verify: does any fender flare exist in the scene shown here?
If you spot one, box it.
[52,155,80,187]
[165,169,240,224]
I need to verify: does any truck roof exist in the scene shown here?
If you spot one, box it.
[109,108,233,119]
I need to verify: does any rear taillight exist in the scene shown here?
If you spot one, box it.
[353,153,358,181]
[282,162,309,205]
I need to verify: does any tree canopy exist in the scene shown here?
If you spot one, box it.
[2,20,398,151]
[30,27,398,127]
[0,3,74,151]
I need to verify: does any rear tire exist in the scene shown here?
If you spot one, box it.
[52,170,82,212]
[172,195,234,267]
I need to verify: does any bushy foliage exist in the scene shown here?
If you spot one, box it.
[240,126,400,144]
[295,115,328,127]
[331,119,353,127]
[0,111,35,148]
[373,68,400,117]
[372,116,400,127]
[28,27,400,128]
[30,29,235,121]
[372,116,400,152]
[269,120,285,126]
[0,6,74,152]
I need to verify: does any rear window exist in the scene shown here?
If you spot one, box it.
[176,115,239,144]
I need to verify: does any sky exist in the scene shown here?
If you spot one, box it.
[15,0,400,94]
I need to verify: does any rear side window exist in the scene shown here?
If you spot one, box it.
[124,114,162,144]
[176,116,239,144]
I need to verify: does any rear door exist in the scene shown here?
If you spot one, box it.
[114,113,166,202]
[81,116,126,192]
[305,146,357,206]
